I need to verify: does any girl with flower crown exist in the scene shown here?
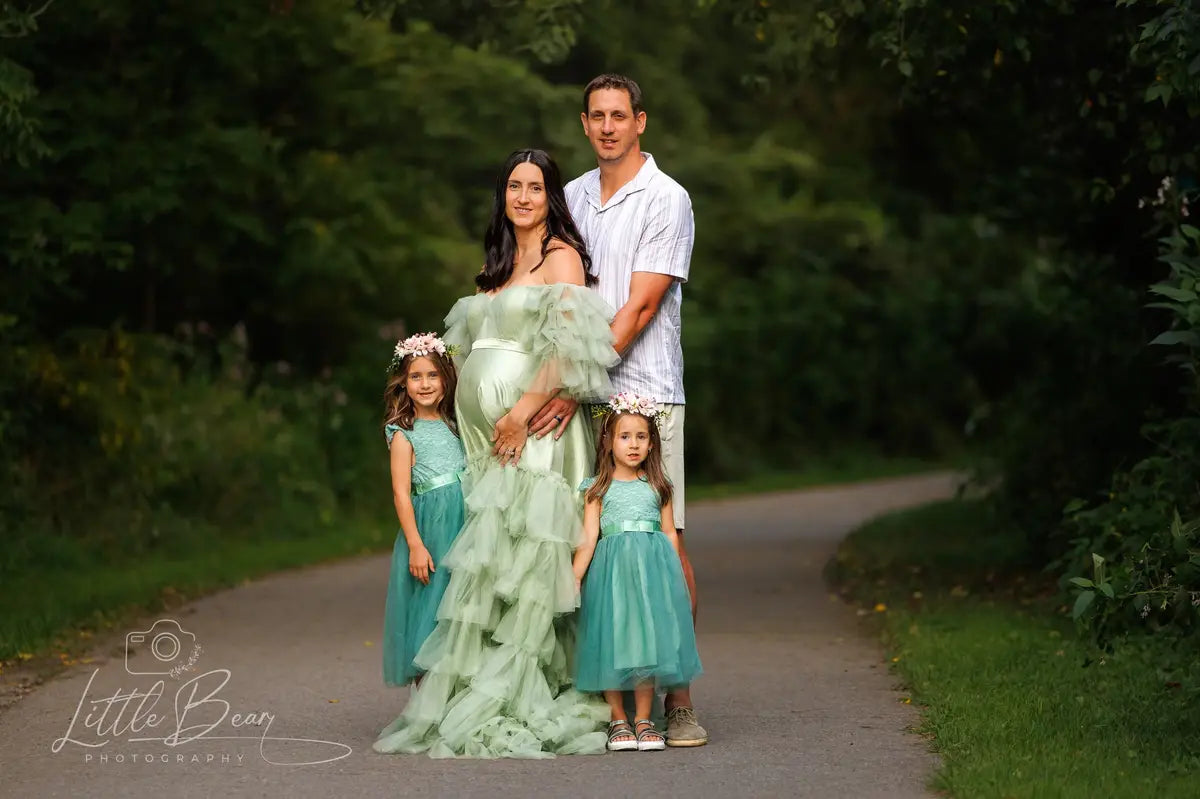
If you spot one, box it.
[380,332,466,688]
[573,393,702,752]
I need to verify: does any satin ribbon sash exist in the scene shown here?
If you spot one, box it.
[600,519,663,538]
[413,469,465,496]
[472,337,531,355]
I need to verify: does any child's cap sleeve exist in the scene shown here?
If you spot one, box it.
[578,476,596,492]
[385,423,403,447]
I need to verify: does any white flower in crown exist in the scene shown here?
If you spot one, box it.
[606,392,667,426]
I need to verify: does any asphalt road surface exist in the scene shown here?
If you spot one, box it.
[1,473,958,799]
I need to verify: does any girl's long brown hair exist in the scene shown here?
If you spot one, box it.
[383,350,459,434]
[585,411,673,508]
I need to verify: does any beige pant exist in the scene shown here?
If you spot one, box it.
[590,403,685,531]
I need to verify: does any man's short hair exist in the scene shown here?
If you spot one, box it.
[583,74,644,116]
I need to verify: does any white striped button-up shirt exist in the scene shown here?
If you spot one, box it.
[565,153,694,404]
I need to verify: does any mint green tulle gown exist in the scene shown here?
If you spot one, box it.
[575,477,702,692]
[382,419,466,686]
[373,284,618,759]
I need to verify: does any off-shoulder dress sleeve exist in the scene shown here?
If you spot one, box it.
[442,294,481,368]
[521,284,619,399]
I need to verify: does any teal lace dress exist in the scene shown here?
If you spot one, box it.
[373,284,619,759]
[382,419,467,686]
[574,477,702,692]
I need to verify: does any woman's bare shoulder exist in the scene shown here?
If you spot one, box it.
[541,239,585,285]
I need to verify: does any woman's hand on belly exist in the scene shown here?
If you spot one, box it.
[491,411,530,466]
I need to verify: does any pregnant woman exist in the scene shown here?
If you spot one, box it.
[374,148,618,758]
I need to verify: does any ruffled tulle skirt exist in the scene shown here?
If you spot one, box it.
[372,455,609,758]
[575,530,702,692]
[382,480,466,686]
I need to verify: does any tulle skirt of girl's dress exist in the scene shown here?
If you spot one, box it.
[575,530,702,692]
[382,480,466,686]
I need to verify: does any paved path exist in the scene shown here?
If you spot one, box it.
[0,473,957,799]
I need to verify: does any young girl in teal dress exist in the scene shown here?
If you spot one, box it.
[381,333,467,687]
[573,393,703,752]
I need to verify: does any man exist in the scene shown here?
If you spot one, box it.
[528,73,706,748]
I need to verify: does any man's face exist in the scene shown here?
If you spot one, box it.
[581,88,646,163]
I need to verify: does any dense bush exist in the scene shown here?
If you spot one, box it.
[0,325,380,578]
[1055,3,1200,642]
[1065,214,1200,643]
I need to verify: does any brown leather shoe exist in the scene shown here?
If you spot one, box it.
[665,706,708,747]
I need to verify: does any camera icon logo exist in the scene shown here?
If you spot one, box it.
[125,619,200,676]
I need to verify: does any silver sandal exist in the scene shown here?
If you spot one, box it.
[634,719,666,752]
[607,720,638,752]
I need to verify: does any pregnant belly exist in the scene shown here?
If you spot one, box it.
[457,345,533,432]
[455,342,595,482]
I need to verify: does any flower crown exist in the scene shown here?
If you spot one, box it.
[388,332,458,373]
[591,392,668,428]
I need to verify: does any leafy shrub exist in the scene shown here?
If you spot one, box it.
[0,326,376,576]
[1067,209,1200,642]
[1063,422,1200,644]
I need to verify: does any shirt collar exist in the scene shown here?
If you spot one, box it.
[586,152,658,208]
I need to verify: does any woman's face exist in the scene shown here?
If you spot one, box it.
[405,356,445,413]
[505,161,549,231]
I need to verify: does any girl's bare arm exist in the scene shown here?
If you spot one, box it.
[572,498,603,585]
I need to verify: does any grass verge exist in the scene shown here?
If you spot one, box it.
[0,518,391,671]
[830,499,1200,798]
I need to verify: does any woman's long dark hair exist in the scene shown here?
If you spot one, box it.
[476,148,596,293]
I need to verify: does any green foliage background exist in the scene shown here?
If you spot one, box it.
[3,0,1199,646]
